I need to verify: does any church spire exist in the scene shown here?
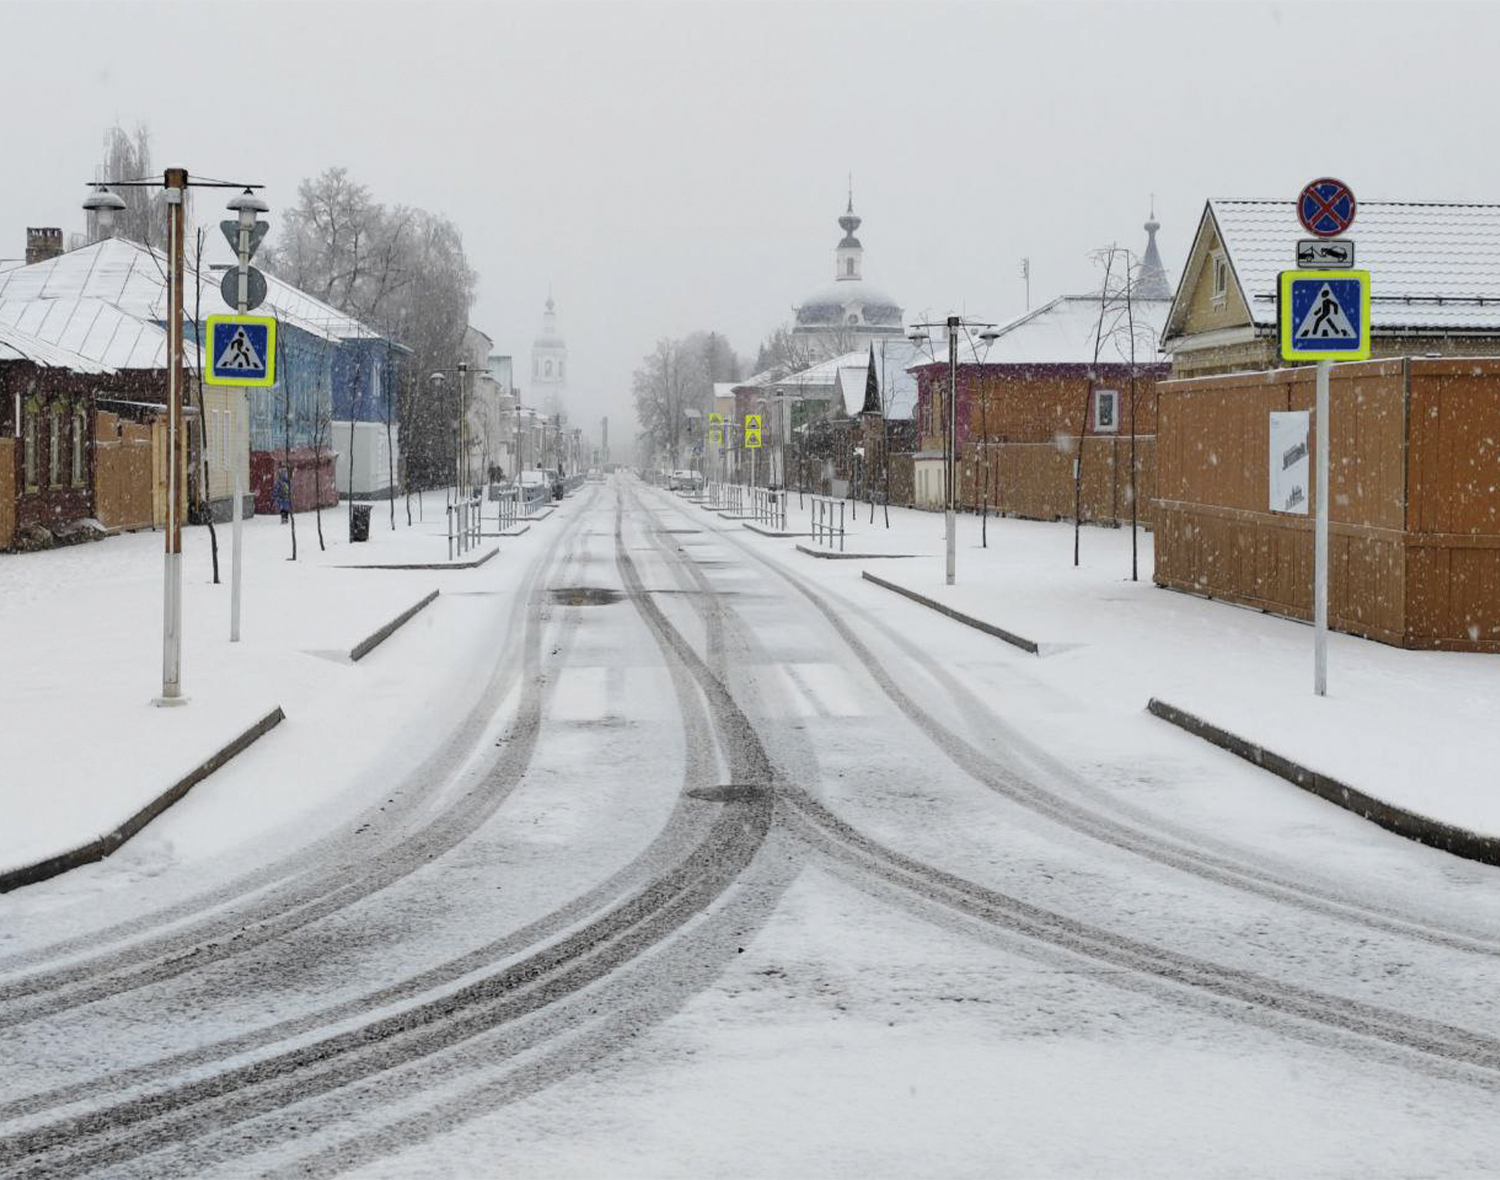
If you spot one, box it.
[836,184,863,282]
[1135,204,1172,300]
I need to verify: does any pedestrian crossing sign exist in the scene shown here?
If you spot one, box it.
[205,315,277,386]
[745,413,763,449]
[1279,270,1370,361]
[709,411,723,446]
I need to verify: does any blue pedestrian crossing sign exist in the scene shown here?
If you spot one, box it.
[205,315,277,387]
[1279,269,1370,362]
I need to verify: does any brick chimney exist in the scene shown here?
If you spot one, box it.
[25,228,63,265]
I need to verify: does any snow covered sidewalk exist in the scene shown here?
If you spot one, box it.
[0,499,518,883]
[741,496,1500,846]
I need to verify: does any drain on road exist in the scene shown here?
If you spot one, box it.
[549,587,623,606]
[687,783,767,803]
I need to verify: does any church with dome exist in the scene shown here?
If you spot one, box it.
[791,193,906,353]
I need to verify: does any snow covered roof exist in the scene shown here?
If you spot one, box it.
[834,366,869,416]
[0,237,390,345]
[1183,199,1500,336]
[972,294,1173,366]
[764,339,924,420]
[0,321,112,373]
[0,297,192,370]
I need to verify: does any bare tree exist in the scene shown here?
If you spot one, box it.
[91,124,166,244]
[186,229,222,582]
[262,169,476,491]
[277,331,297,561]
[1073,246,1119,567]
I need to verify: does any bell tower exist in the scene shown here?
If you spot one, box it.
[530,292,568,415]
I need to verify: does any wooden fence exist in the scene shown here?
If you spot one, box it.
[1155,358,1500,651]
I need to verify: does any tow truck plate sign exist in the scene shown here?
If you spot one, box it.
[1297,239,1355,268]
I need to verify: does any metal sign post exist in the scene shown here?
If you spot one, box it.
[1282,178,1365,698]
[223,192,268,643]
[1314,359,1331,696]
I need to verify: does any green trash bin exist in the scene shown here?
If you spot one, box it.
[349,503,371,542]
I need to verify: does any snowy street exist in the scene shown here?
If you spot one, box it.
[4,476,1500,1177]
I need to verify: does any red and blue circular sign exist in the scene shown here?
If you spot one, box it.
[1298,178,1356,238]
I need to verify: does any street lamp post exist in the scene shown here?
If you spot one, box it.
[85,170,264,705]
[910,315,996,586]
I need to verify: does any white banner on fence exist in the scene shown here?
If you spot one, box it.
[1269,410,1311,515]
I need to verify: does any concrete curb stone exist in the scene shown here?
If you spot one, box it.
[0,707,287,893]
[1146,697,1500,867]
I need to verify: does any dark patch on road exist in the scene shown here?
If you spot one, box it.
[548,587,623,607]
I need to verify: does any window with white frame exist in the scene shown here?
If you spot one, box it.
[1093,389,1119,433]
[1212,252,1229,304]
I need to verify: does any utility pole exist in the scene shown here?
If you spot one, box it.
[160,166,187,704]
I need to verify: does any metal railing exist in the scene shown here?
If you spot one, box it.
[448,492,483,559]
[810,494,846,551]
[751,486,786,530]
[491,484,518,531]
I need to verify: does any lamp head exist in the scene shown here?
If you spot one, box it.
[226,187,268,229]
[82,184,127,233]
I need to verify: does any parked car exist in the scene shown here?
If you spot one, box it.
[668,469,702,491]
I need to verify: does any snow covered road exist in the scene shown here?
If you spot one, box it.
[4,476,1500,1178]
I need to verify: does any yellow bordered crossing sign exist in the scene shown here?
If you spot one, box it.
[1279,269,1370,362]
[206,315,277,387]
[708,411,724,446]
[744,413,763,449]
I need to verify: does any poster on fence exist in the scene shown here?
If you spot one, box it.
[1268,411,1311,515]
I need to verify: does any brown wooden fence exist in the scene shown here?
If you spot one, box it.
[964,436,1156,526]
[1155,358,1500,651]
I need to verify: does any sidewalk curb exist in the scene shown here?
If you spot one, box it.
[861,571,1040,653]
[0,706,287,893]
[1145,698,1500,867]
[741,522,810,538]
[349,589,440,662]
[797,544,922,560]
[342,546,498,571]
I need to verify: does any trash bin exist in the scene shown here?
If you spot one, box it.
[349,503,371,542]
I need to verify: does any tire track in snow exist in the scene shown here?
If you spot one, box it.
[645,485,1500,958]
[0,486,778,1179]
[0,490,596,1019]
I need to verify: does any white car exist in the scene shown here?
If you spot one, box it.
[668,470,702,491]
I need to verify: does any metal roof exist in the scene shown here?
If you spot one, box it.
[0,297,194,369]
[0,321,112,373]
[1205,199,1500,333]
[0,237,392,345]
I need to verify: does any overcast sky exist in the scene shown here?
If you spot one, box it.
[3,0,1499,448]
